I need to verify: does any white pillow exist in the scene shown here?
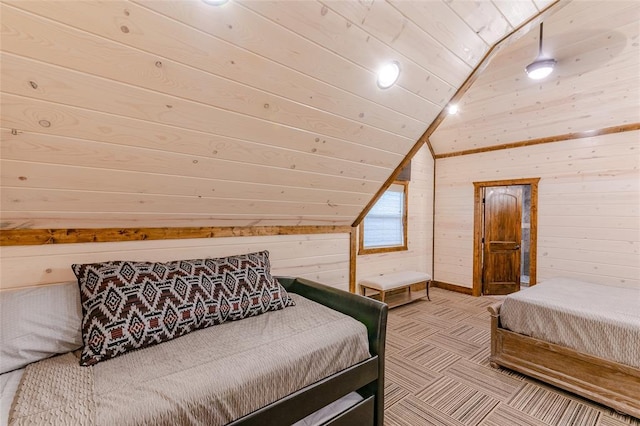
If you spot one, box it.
[0,282,82,374]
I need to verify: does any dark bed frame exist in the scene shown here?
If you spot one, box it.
[229,277,388,426]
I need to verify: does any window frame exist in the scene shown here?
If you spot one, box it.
[358,180,409,255]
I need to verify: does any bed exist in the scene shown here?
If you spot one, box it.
[1,272,387,425]
[488,277,640,418]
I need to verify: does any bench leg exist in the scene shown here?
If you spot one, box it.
[380,290,386,303]
[426,280,431,301]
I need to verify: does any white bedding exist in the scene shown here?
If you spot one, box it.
[500,277,640,368]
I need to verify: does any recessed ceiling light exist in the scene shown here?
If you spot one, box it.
[447,104,459,115]
[202,0,229,5]
[377,61,400,89]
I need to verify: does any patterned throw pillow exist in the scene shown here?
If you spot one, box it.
[72,251,294,366]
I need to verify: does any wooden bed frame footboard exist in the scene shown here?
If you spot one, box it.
[230,277,388,426]
[488,302,640,419]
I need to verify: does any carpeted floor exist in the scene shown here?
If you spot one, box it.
[383,287,639,426]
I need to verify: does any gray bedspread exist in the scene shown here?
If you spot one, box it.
[501,277,640,368]
[9,294,371,425]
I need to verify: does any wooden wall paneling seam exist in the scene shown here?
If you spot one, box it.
[0,225,352,246]
[2,0,430,131]
[2,59,413,162]
[445,1,512,46]
[537,239,640,256]
[533,0,556,12]
[535,261,640,280]
[319,0,472,86]
[239,0,453,109]
[493,0,539,28]
[1,233,352,290]
[125,0,435,123]
[352,0,567,227]
[386,0,490,67]
[0,160,374,206]
[434,123,640,159]
[2,52,410,148]
[538,217,640,231]
[538,248,638,267]
[0,51,415,158]
[0,95,405,173]
[1,187,362,218]
[0,127,384,194]
[538,227,640,243]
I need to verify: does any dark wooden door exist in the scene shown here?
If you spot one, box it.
[482,186,522,295]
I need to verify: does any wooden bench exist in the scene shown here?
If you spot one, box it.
[359,271,431,308]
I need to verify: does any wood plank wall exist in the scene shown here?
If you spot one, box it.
[434,130,640,289]
[0,233,350,291]
[356,144,433,287]
[0,142,434,293]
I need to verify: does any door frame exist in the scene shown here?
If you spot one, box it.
[472,178,540,297]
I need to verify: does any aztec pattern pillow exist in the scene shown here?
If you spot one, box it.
[72,251,294,366]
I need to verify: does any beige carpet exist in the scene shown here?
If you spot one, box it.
[383,287,639,426]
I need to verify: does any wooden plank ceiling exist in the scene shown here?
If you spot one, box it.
[430,1,640,155]
[2,0,556,229]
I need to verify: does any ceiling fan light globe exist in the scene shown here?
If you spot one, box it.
[525,58,557,80]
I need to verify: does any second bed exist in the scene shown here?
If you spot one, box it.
[488,277,640,418]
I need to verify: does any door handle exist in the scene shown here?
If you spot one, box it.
[514,245,520,250]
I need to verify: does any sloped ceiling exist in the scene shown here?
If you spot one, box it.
[2,0,552,229]
[430,0,640,155]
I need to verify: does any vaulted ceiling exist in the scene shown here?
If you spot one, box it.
[3,0,635,230]
[430,0,640,155]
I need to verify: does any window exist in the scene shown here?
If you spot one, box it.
[359,181,408,254]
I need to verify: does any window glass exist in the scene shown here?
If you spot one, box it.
[360,182,407,253]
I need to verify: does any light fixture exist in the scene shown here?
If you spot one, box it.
[447,104,459,115]
[525,23,556,80]
[202,0,229,5]
[377,61,400,89]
